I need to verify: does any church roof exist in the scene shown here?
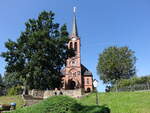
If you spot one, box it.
[71,7,78,37]
[72,13,78,37]
[81,64,92,76]
[60,64,92,76]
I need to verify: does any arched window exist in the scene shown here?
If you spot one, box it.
[72,60,76,66]
[74,42,77,51]
[87,78,89,84]
[70,42,73,48]
[73,72,76,77]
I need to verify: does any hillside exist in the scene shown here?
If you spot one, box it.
[79,91,150,113]
[5,96,109,113]
[1,91,150,113]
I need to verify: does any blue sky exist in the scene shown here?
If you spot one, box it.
[0,0,150,92]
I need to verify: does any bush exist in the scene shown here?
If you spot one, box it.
[7,85,23,96]
[7,96,110,113]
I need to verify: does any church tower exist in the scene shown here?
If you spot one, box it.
[62,8,93,92]
[62,8,82,89]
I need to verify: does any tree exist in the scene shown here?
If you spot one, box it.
[3,72,23,89]
[0,74,2,85]
[1,11,73,90]
[0,74,5,95]
[97,46,136,84]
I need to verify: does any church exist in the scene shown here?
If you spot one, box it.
[61,9,93,93]
[28,9,94,98]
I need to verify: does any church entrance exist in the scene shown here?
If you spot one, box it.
[87,88,91,93]
[68,80,76,89]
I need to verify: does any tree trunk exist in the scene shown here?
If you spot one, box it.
[147,82,149,90]
[115,80,118,92]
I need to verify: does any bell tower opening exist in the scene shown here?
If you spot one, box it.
[74,42,77,51]
[70,42,73,48]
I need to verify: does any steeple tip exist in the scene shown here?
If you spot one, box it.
[72,7,78,37]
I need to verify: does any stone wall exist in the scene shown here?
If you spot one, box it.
[28,89,44,98]
[29,89,84,99]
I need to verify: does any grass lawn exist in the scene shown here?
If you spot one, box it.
[79,91,150,113]
[5,96,109,113]
[1,91,150,113]
[0,95,24,109]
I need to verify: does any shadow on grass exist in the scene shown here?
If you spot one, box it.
[71,103,110,113]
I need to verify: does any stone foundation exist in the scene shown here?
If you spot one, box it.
[29,89,84,99]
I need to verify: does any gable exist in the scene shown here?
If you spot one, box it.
[81,64,92,76]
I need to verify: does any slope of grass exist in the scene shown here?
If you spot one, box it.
[7,96,110,113]
[79,91,150,113]
[0,95,24,109]
[1,91,150,113]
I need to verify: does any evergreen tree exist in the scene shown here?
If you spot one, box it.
[0,74,3,85]
[1,11,73,90]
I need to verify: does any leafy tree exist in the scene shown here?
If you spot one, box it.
[0,74,2,85]
[0,74,5,95]
[1,11,73,90]
[3,72,23,89]
[97,46,136,84]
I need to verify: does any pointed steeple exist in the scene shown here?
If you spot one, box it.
[72,7,78,37]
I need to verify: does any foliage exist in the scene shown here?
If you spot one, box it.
[3,72,23,89]
[0,74,5,95]
[118,76,150,87]
[110,75,150,91]
[97,46,136,84]
[7,85,23,96]
[0,74,3,88]
[7,96,110,113]
[79,92,150,113]
[1,11,74,90]
[0,74,3,85]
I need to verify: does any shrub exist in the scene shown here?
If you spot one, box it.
[7,96,110,113]
[7,85,23,96]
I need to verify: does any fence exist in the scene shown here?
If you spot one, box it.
[111,83,150,92]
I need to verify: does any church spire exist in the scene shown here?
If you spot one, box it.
[72,7,78,37]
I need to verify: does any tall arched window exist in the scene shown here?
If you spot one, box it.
[70,42,73,48]
[73,72,76,77]
[87,78,89,84]
[74,42,77,51]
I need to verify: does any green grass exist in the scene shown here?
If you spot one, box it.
[79,91,150,113]
[0,95,24,109]
[1,91,150,113]
[6,96,109,113]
